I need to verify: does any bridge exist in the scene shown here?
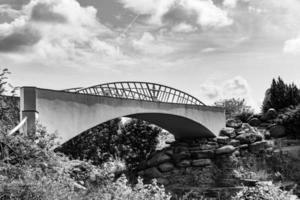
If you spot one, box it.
[20,82,225,143]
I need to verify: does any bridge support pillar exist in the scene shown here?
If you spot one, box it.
[20,87,38,135]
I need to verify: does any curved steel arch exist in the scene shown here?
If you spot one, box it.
[64,82,206,105]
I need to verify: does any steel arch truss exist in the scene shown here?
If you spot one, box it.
[64,82,205,105]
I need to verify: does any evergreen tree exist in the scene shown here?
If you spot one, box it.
[262,77,300,112]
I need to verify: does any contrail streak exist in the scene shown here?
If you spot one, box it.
[121,14,140,36]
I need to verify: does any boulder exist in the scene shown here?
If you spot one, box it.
[147,152,171,166]
[158,162,175,172]
[249,141,268,153]
[177,160,191,167]
[144,167,163,178]
[248,118,261,127]
[173,146,190,161]
[229,139,241,147]
[200,144,218,150]
[157,178,170,185]
[236,132,262,144]
[215,145,236,155]
[191,150,215,159]
[191,159,212,167]
[238,144,249,150]
[226,118,243,129]
[220,127,236,138]
[217,136,230,145]
[262,108,278,121]
[269,125,286,138]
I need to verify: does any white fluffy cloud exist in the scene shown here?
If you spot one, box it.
[172,22,197,33]
[119,0,232,28]
[283,34,300,55]
[199,76,258,110]
[0,0,120,61]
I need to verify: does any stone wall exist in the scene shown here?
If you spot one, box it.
[136,120,300,199]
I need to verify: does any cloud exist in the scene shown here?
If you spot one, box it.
[0,0,121,61]
[119,0,232,28]
[30,2,67,23]
[172,22,197,33]
[198,76,258,111]
[132,32,174,55]
[0,25,41,52]
[283,34,300,54]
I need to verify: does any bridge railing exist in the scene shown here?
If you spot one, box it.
[64,82,206,106]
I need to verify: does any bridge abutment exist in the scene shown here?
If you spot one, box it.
[20,87,38,135]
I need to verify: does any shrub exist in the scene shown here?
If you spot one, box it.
[214,98,253,119]
[57,118,162,170]
[0,125,171,200]
[262,77,300,113]
[232,182,298,200]
[275,105,300,138]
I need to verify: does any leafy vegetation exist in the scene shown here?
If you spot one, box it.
[0,125,171,200]
[214,98,253,119]
[57,118,162,170]
[262,77,300,113]
[232,182,297,200]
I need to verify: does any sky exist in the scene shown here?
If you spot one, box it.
[1,0,300,111]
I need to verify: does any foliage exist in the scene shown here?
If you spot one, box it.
[0,68,20,132]
[0,125,171,200]
[275,105,300,138]
[232,182,298,200]
[214,98,253,119]
[262,77,300,113]
[57,118,162,170]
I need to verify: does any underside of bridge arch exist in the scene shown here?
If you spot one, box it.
[126,113,214,139]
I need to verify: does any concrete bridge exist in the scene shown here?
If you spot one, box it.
[20,82,225,143]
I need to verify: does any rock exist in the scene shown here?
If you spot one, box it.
[173,146,190,161]
[269,125,286,138]
[249,141,268,153]
[236,132,263,144]
[144,167,163,178]
[147,152,171,166]
[262,108,278,121]
[226,118,243,129]
[215,145,236,155]
[191,150,215,159]
[191,159,212,167]
[158,162,175,172]
[157,178,170,185]
[248,118,261,127]
[164,148,173,156]
[177,160,191,167]
[229,139,240,147]
[200,144,218,150]
[238,144,249,150]
[217,136,230,145]
[220,127,236,138]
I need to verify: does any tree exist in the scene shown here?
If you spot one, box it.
[262,77,300,113]
[57,118,162,170]
[0,68,19,132]
[214,98,253,119]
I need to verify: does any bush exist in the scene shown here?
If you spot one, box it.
[57,118,162,170]
[232,182,298,200]
[214,98,253,119]
[262,77,300,113]
[276,105,300,138]
[0,125,171,200]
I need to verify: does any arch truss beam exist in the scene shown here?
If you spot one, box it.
[64,82,205,106]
